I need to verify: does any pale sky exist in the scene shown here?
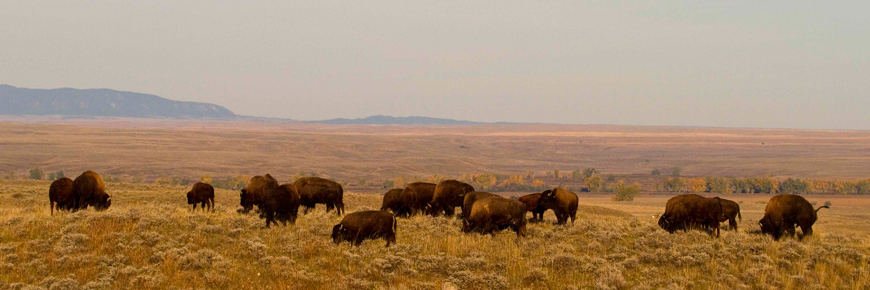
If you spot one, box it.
[1,1,868,129]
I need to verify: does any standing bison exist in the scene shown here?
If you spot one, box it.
[463,197,527,238]
[187,182,215,212]
[71,171,112,211]
[332,210,397,247]
[406,182,436,215]
[49,177,75,215]
[260,184,301,228]
[759,194,829,240]
[294,177,345,215]
[381,188,417,217]
[239,174,279,214]
[719,198,741,231]
[518,192,546,222]
[658,194,723,237]
[430,180,475,217]
[461,191,498,219]
[537,188,578,224]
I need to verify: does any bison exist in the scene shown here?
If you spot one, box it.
[332,210,397,247]
[430,180,475,217]
[239,174,279,214]
[294,177,345,215]
[658,194,723,237]
[719,198,741,231]
[49,177,75,215]
[461,191,498,219]
[381,188,417,217]
[260,184,301,228]
[71,171,111,211]
[462,197,527,238]
[406,182,436,215]
[759,194,829,240]
[187,182,215,212]
[537,188,578,224]
[517,192,546,222]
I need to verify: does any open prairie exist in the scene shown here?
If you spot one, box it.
[1,120,870,185]
[1,180,869,289]
[0,120,869,289]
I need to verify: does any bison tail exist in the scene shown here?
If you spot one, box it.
[738,208,742,221]
[392,215,397,234]
[815,205,830,213]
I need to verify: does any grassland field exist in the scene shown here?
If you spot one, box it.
[0,120,869,289]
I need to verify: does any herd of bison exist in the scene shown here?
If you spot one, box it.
[47,171,829,246]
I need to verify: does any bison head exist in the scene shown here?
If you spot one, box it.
[537,189,556,209]
[759,215,779,239]
[92,193,111,211]
[239,189,253,213]
[187,191,195,204]
[332,224,348,244]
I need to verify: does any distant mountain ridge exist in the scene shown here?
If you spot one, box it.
[313,115,485,125]
[0,84,235,119]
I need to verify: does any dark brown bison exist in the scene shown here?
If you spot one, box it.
[187,182,215,212]
[537,188,578,224]
[49,177,74,215]
[461,191,498,219]
[239,174,279,213]
[759,194,829,240]
[430,180,475,217]
[658,194,723,237]
[462,197,527,238]
[72,171,111,211]
[294,177,345,215]
[332,210,397,247]
[406,182,436,215]
[380,188,417,217]
[518,193,546,222]
[259,184,301,228]
[719,198,741,231]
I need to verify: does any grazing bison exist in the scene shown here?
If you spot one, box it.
[759,194,829,240]
[187,182,215,212]
[49,177,75,215]
[462,197,527,238]
[719,198,741,231]
[381,188,417,217]
[294,177,345,215]
[332,210,397,247]
[406,182,436,215]
[461,191,498,219]
[430,180,475,217]
[518,193,546,222]
[537,188,578,224]
[658,194,723,237]
[260,184,301,228]
[72,171,111,211]
[239,174,279,213]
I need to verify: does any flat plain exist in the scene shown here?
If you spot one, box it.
[0,120,869,289]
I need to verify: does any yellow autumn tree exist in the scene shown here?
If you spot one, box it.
[585,176,603,192]
[689,178,707,193]
[201,175,213,184]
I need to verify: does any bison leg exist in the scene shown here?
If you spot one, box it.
[50,201,55,216]
[729,218,738,231]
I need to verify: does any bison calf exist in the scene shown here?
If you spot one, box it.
[463,197,527,238]
[187,182,215,212]
[49,177,75,215]
[332,210,397,247]
[760,194,828,240]
[719,198,741,231]
[517,192,546,222]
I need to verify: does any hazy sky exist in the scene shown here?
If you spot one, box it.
[1,2,868,129]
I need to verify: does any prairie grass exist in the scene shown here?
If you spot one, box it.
[0,180,868,289]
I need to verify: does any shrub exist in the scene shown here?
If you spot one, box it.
[29,168,44,180]
[613,181,639,202]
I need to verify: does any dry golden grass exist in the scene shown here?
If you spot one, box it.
[1,180,868,289]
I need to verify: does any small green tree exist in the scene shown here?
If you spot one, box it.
[651,169,661,176]
[553,169,560,179]
[672,167,681,177]
[48,172,56,181]
[613,180,639,202]
[383,180,395,189]
[582,168,599,179]
[29,168,44,180]
[56,171,65,179]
